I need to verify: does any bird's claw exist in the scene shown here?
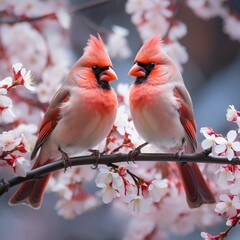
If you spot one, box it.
[58,147,71,172]
[128,142,148,163]
[175,147,186,166]
[89,149,101,169]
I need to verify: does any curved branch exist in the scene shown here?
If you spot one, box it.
[0,150,239,197]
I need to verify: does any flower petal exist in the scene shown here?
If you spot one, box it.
[232,141,240,151]
[226,148,234,160]
[201,139,213,149]
[215,137,227,145]
[227,130,237,143]
[215,144,226,154]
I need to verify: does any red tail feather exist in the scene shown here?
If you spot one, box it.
[177,162,215,208]
[9,174,51,209]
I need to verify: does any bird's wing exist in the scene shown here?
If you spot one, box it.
[173,86,197,152]
[31,87,70,159]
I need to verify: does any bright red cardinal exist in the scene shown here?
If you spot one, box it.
[128,35,215,208]
[9,34,118,209]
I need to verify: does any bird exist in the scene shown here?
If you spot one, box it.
[128,35,215,208]
[9,34,118,209]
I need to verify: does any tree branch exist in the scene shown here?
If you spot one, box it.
[1,150,239,197]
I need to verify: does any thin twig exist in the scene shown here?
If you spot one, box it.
[0,150,239,197]
[0,13,56,24]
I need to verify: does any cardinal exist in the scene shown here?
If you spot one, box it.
[9,34,118,209]
[128,35,215,208]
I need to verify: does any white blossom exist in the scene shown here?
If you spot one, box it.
[114,106,129,136]
[14,156,31,177]
[215,130,240,160]
[148,179,168,202]
[224,15,240,42]
[55,196,100,219]
[128,195,151,215]
[0,131,21,152]
[107,25,132,59]
[163,41,189,72]
[215,194,237,218]
[168,21,187,41]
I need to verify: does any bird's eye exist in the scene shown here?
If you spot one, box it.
[92,65,98,71]
[149,62,155,68]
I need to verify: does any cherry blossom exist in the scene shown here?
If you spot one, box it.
[107,25,132,59]
[55,195,100,219]
[114,106,130,136]
[168,21,187,41]
[117,83,130,106]
[226,105,240,132]
[200,127,222,156]
[148,179,168,202]
[0,131,21,152]
[128,195,152,215]
[215,194,236,218]
[214,130,240,160]
[224,15,240,42]
[1,23,48,78]
[163,41,189,72]
[216,166,235,188]
[12,63,35,91]
[187,0,227,20]
[201,232,222,240]
[0,94,15,123]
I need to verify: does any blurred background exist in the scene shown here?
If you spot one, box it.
[1,0,240,239]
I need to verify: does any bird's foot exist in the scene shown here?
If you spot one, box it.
[58,147,71,172]
[89,149,101,169]
[128,142,148,163]
[175,147,186,166]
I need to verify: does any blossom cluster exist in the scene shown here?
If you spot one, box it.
[0,63,34,123]
[0,63,37,176]
[125,0,188,71]
[0,123,37,177]
[200,105,240,239]
[186,0,240,42]
[96,165,168,215]
[200,106,240,161]
[0,0,71,104]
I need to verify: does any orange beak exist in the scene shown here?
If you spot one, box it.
[128,63,146,77]
[100,67,118,82]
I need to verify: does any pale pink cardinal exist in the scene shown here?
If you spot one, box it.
[9,34,118,209]
[128,35,215,208]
